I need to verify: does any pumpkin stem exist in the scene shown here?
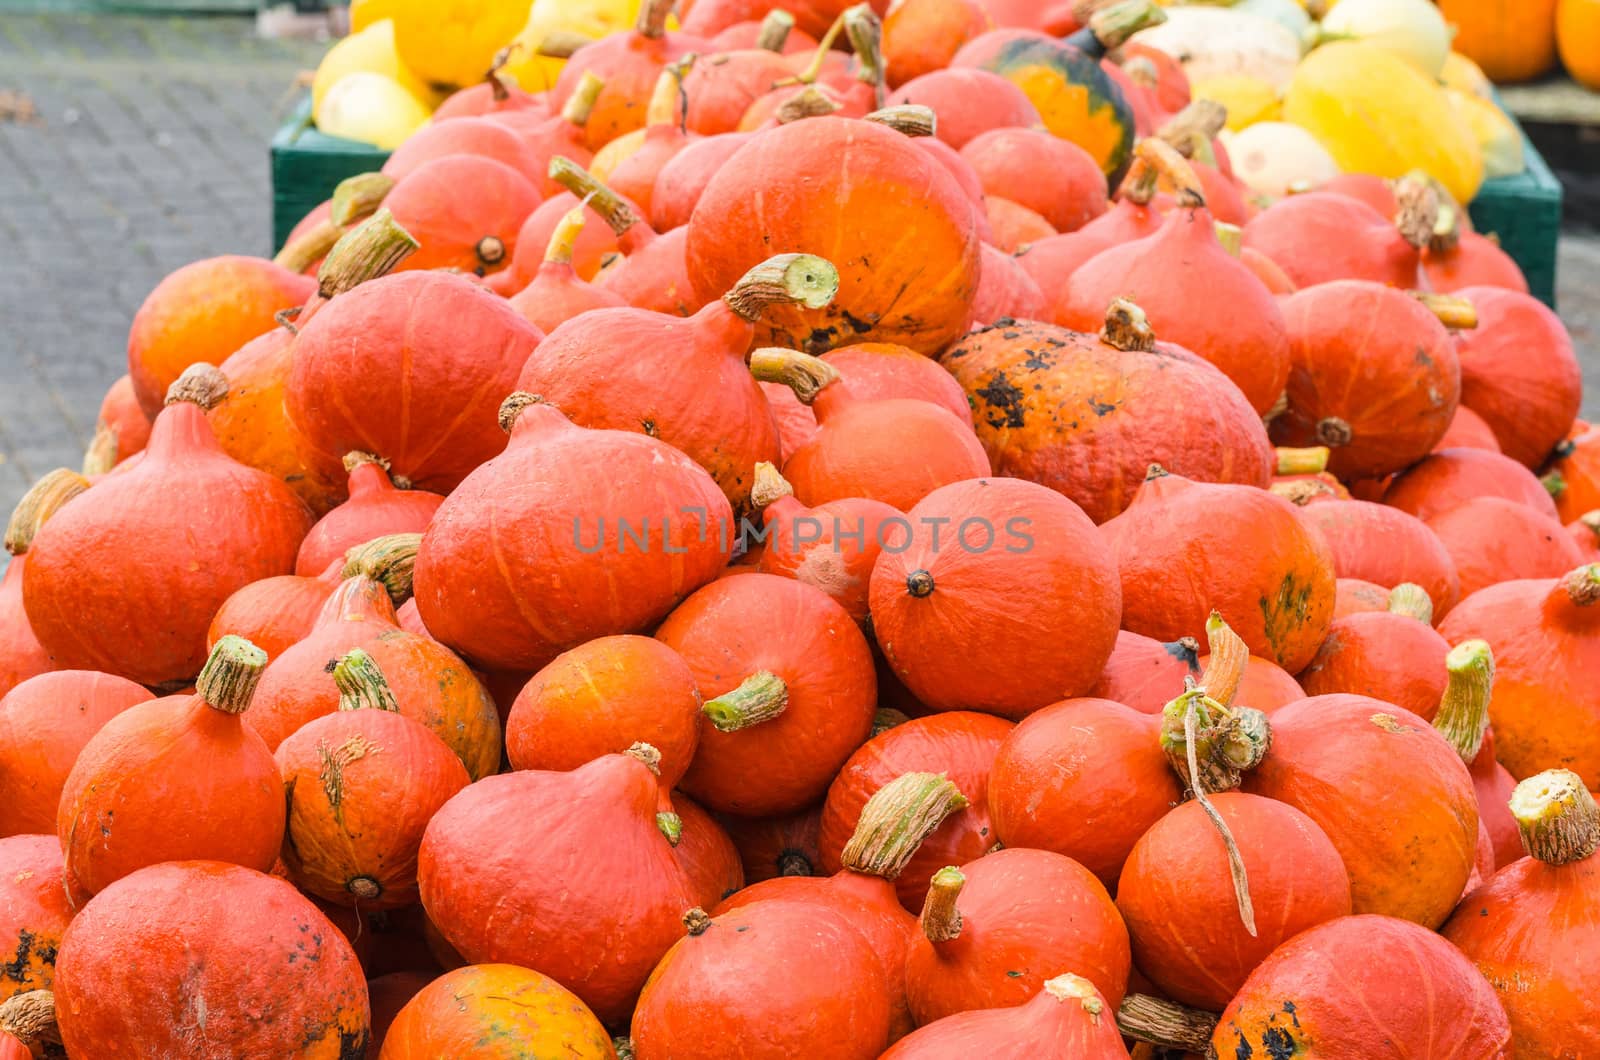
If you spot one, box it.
[612,1037,636,1060]
[333,648,400,713]
[197,635,269,716]
[748,348,841,405]
[347,876,381,901]
[777,850,815,876]
[1432,640,1494,764]
[636,0,673,39]
[1156,99,1226,163]
[561,71,606,126]
[1542,471,1567,501]
[750,461,794,508]
[1101,298,1157,352]
[1425,177,1464,254]
[1180,693,1257,937]
[1123,136,1203,208]
[919,866,965,943]
[1116,993,1220,1054]
[1315,416,1353,448]
[793,9,850,85]
[274,218,345,275]
[841,772,970,880]
[0,990,62,1056]
[537,30,596,60]
[165,363,229,411]
[1560,564,1600,608]
[656,811,684,846]
[341,533,422,606]
[1042,974,1104,1019]
[1387,582,1435,624]
[682,907,714,936]
[5,468,90,556]
[872,707,910,737]
[1576,512,1600,550]
[498,392,549,433]
[863,104,936,138]
[1273,446,1329,477]
[548,156,642,238]
[776,85,844,123]
[905,569,936,597]
[843,4,886,106]
[1121,54,1158,89]
[1074,0,1167,55]
[342,449,389,474]
[1411,291,1478,331]
[723,254,840,322]
[1199,611,1249,710]
[81,424,118,477]
[625,742,664,775]
[702,671,789,732]
[1511,769,1600,866]
[1213,221,1242,256]
[330,171,396,228]
[317,208,420,300]
[756,9,794,51]
[1392,173,1441,251]
[544,201,590,267]
[645,56,694,129]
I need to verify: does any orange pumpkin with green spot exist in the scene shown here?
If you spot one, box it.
[379,964,615,1059]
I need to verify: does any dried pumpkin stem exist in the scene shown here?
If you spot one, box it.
[636,0,673,37]
[1412,291,1478,331]
[1387,582,1435,624]
[645,56,693,129]
[863,104,936,137]
[1042,974,1104,1018]
[347,876,382,901]
[776,86,843,124]
[1562,564,1600,607]
[843,4,886,104]
[656,811,684,847]
[777,851,815,876]
[703,671,789,732]
[341,533,422,606]
[756,9,794,51]
[342,450,389,474]
[548,156,641,237]
[794,9,850,84]
[1316,416,1353,448]
[197,635,269,715]
[1512,769,1600,865]
[498,392,547,433]
[5,468,89,556]
[1116,993,1220,1052]
[318,208,419,300]
[1182,695,1257,937]
[1199,611,1250,710]
[274,218,345,275]
[841,772,970,880]
[612,1036,636,1060]
[750,461,794,508]
[330,171,395,228]
[0,990,62,1054]
[683,907,714,935]
[748,348,841,405]
[561,71,605,126]
[871,707,910,737]
[1392,174,1441,250]
[537,30,595,60]
[1101,298,1157,352]
[625,741,664,775]
[1126,136,1204,208]
[1157,99,1226,160]
[1432,640,1494,764]
[165,363,229,411]
[1084,0,1168,55]
[333,647,400,713]
[724,254,840,321]
[81,424,118,477]
[1273,446,1328,476]
[920,866,965,943]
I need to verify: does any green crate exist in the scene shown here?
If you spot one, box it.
[1467,94,1564,310]
[270,94,391,253]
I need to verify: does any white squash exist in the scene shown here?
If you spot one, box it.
[1220,121,1342,199]
[1233,0,1317,54]
[1129,7,1303,92]
[1318,0,1452,78]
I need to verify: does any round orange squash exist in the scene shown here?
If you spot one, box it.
[380,964,614,1059]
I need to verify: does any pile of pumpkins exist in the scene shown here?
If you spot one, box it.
[4,0,1600,1055]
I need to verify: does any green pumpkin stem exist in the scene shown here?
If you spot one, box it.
[547,156,641,237]
[702,671,789,732]
[1432,640,1494,764]
[545,202,589,267]
[840,772,970,881]
[329,171,395,228]
[749,348,840,405]
[863,104,936,138]
[341,533,423,606]
[756,9,794,51]
[723,254,840,322]
[81,425,118,478]
[561,70,605,125]
[317,208,419,300]
[1274,446,1329,477]
[1116,993,1221,1053]
[5,468,90,556]
[656,812,683,847]
[197,635,269,716]
[333,648,399,713]
[1075,0,1168,56]
[920,866,965,943]
[1511,769,1600,866]
[1387,583,1435,624]
[274,218,345,275]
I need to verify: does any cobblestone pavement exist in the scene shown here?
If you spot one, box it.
[1,12,1598,530]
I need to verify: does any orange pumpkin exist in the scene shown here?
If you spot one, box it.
[379,964,614,1059]
[1298,585,1450,720]
[1441,0,1558,83]
[0,836,72,1003]
[1559,0,1600,89]
[881,973,1128,1058]
[206,558,343,660]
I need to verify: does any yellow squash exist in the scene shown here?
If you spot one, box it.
[1446,88,1526,179]
[1283,41,1484,203]
[388,0,536,90]
[311,19,437,112]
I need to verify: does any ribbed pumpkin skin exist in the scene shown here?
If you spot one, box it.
[0,835,72,1003]
[655,573,877,817]
[383,156,541,276]
[685,117,980,356]
[1438,571,1600,788]
[871,478,1122,718]
[205,560,343,660]
[294,461,445,577]
[881,977,1129,1059]
[506,635,702,789]
[1443,854,1600,1055]
[988,698,1177,888]
[288,271,543,494]
[418,754,701,1026]
[379,964,615,1060]
[1116,793,1352,1011]
[0,671,153,837]
[1383,447,1561,523]
[413,403,732,674]
[1294,499,1463,618]
[1214,915,1512,1057]
[1273,280,1462,482]
[1297,611,1451,721]
[1087,631,1201,714]
[1244,694,1478,929]
[23,401,313,686]
[380,117,540,183]
[631,900,893,1060]
[277,709,470,910]
[1100,473,1334,673]
[126,256,315,418]
[54,861,370,1057]
[941,320,1273,525]
[887,68,1043,149]
[903,847,1131,1025]
[818,712,1012,912]
[57,688,286,897]
[1239,192,1424,291]
[0,560,53,700]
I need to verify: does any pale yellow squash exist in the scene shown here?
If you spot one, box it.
[501,0,647,93]
[1192,75,1282,130]
[311,19,437,113]
[1440,51,1494,100]
[1446,88,1526,179]
[1318,0,1452,78]
[1284,41,1484,203]
[314,72,433,149]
